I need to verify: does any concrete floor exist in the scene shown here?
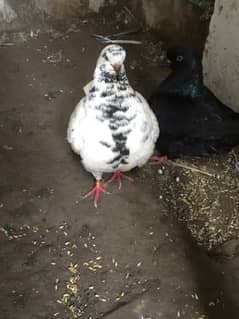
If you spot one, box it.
[1,17,239,319]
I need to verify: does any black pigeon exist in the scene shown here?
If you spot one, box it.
[149,46,239,158]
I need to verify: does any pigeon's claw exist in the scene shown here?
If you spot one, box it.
[106,170,133,190]
[150,155,168,165]
[83,180,110,208]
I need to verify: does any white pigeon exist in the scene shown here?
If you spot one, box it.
[67,44,159,207]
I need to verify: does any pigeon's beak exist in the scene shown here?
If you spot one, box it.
[112,63,121,73]
[159,59,171,67]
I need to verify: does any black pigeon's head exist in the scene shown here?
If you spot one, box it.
[166,46,202,71]
[96,44,126,77]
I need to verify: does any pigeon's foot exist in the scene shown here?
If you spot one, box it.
[83,180,109,208]
[150,155,168,165]
[106,170,133,190]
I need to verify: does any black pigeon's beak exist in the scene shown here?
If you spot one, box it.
[159,59,171,67]
[112,63,121,73]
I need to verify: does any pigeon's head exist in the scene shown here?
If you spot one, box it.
[166,46,202,71]
[97,44,126,76]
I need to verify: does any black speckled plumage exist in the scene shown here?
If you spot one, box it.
[68,44,159,180]
[67,44,159,207]
[149,46,239,158]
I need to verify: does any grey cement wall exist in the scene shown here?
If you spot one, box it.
[203,0,239,113]
[1,0,209,51]
[31,0,110,16]
[0,0,115,30]
[1,0,208,46]
[0,0,17,29]
[3,0,238,114]
[141,0,209,50]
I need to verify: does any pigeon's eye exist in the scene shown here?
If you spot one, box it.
[176,55,184,62]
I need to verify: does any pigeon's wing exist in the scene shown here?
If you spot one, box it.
[67,97,87,155]
[135,91,160,142]
[124,91,160,168]
[158,71,202,98]
[67,95,117,174]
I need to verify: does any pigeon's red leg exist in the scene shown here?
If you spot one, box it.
[106,170,133,190]
[150,155,168,165]
[83,180,109,208]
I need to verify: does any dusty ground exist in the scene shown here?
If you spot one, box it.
[1,13,239,319]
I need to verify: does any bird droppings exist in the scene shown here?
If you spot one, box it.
[44,89,64,101]
[2,144,14,150]
[45,50,63,63]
